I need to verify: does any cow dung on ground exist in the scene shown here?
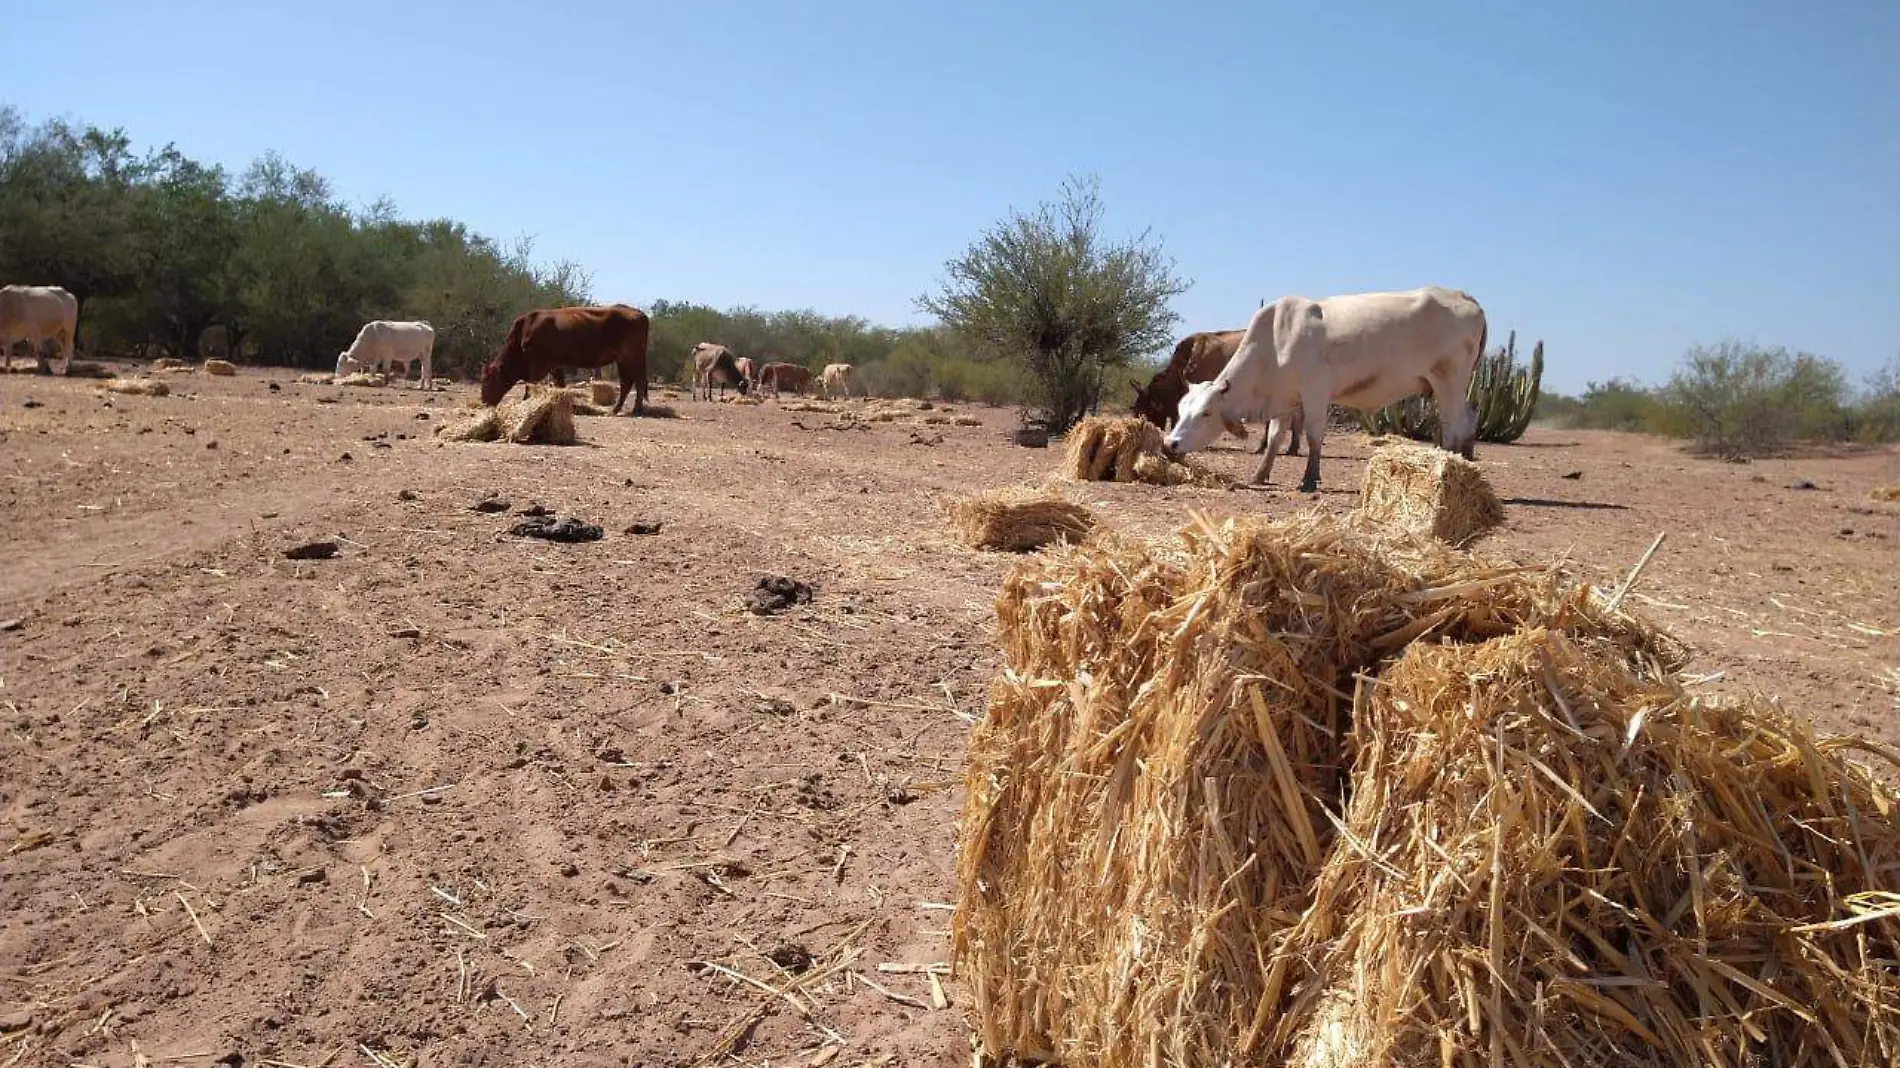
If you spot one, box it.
[746,576,814,615]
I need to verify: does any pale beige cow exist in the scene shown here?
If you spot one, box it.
[1165,286,1487,490]
[820,362,858,400]
[0,285,79,375]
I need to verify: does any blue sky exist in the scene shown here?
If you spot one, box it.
[4,0,1895,393]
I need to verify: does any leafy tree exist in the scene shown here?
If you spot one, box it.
[917,174,1189,431]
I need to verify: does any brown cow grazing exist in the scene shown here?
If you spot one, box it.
[480,304,650,414]
[692,342,750,400]
[1131,328,1302,457]
[758,361,814,396]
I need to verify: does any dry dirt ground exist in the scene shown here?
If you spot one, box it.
[2,363,1897,1068]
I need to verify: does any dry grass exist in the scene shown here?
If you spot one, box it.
[953,511,1897,1068]
[588,381,620,407]
[296,372,336,385]
[202,359,237,376]
[1357,441,1503,546]
[335,371,388,387]
[1872,485,1900,503]
[101,377,170,397]
[1059,415,1226,487]
[435,393,578,445]
[945,485,1097,553]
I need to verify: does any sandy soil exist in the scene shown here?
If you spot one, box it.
[2,363,1896,1068]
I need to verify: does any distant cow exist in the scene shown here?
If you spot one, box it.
[1133,328,1302,457]
[0,285,79,375]
[820,363,859,400]
[692,342,750,400]
[1165,286,1487,490]
[758,362,813,396]
[479,304,651,415]
[336,320,436,388]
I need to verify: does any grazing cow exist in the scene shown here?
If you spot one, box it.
[692,342,750,400]
[1164,286,1487,491]
[820,363,859,400]
[0,285,79,375]
[758,361,814,396]
[479,304,651,415]
[336,320,436,388]
[733,355,757,388]
[1133,329,1303,457]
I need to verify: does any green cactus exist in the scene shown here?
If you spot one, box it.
[1357,330,1544,445]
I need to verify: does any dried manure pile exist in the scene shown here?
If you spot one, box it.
[1060,416,1225,487]
[953,511,1900,1068]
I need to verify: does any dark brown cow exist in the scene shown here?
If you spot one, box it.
[691,342,750,400]
[1132,328,1301,457]
[480,304,650,414]
[757,361,814,396]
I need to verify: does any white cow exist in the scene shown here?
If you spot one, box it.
[1165,286,1487,490]
[0,285,79,375]
[336,320,436,388]
[820,362,858,400]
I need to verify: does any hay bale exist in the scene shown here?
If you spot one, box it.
[202,359,237,376]
[296,373,335,385]
[954,512,1896,1068]
[588,380,619,406]
[1872,485,1900,503]
[101,377,169,397]
[434,392,578,445]
[151,357,188,371]
[952,415,983,426]
[1060,414,1225,486]
[946,485,1097,552]
[335,371,387,387]
[1356,441,1502,545]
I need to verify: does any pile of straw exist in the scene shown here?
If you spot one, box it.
[435,392,578,445]
[954,512,1900,1068]
[296,372,335,385]
[587,381,619,407]
[946,485,1098,552]
[151,357,188,371]
[1357,441,1502,545]
[335,371,387,387]
[1872,485,1900,503]
[202,359,237,376]
[521,382,609,416]
[1060,415,1225,487]
[101,377,169,397]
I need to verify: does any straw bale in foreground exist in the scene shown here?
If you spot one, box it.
[1060,415,1226,487]
[954,511,1895,1068]
[1357,441,1502,545]
[434,392,578,445]
[947,486,1097,552]
[1873,484,1900,503]
[102,377,169,397]
[202,359,237,376]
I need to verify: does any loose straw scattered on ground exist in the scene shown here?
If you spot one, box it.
[1356,441,1503,545]
[1873,485,1900,503]
[953,510,1900,1068]
[101,377,170,397]
[335,371,388,387]
[945,485,1097,552]
[1060,415,1225,487]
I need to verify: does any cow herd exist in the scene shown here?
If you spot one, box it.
[6,279,1490,494]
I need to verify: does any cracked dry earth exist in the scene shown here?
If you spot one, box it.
[2,364,1897,1067]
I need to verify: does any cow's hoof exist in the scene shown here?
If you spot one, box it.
[1298,480,1319,494]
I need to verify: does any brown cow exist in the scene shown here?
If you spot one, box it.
[757,361,813,396]
[1131,329,1301,457]
[480,304,650,414]
[692,342,750,401]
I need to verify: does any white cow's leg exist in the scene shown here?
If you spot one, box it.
[420,345,433,390]
[1247,424,1280,485]
[1296,394,1327,493]
[57,330,73,376]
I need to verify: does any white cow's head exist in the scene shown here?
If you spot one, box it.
[335,353,357,377]
[1163,379,1248,457]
